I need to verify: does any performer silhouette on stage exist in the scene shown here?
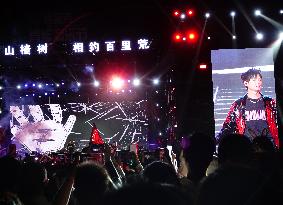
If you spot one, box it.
[82,123,104,154]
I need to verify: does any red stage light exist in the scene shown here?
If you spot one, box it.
[110,76,124,90]
[173,10,180,16]
[186,30,198,43]
[187,9,194,16]
[174,33,182,42]
[189,33,195,39]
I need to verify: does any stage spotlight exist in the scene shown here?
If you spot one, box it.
[279,32,283,40]
[186,30,198,43]
[173,10,180,17]
[280,10,283,14]
[232,35,237,39]
[0,86,2,90]
[94,80,100,87]
[256,33,264,40]
[153,78,159,85]
[254,9,261,16]
[205,13,210,18]
[77,82,81,87]
[32,83,36,87]
[187,9,194,16]
[180,13,186,19]
[17,85,21,89]
[38,84,43,88]
[189,33,195,39]
[230,11,236,17]
[133,78,140,86]
[111,77,124,90]
[56,83,60,87]
[182,37,186,41]
[174,33,182,42]
[24,84,28,88]
[207,36,211,40]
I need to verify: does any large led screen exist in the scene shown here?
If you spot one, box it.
[9,101,148,153]
[212,48,276,137]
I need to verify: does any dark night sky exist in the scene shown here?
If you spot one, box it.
[1,0,282,48]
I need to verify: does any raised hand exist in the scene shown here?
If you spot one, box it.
[10,104,76,153]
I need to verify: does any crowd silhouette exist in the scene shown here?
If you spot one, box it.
[0,132,282,205]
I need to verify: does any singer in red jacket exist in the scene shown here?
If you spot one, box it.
[217,69,279,149]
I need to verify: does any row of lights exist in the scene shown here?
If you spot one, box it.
[17,90,156,101]
[17,89,137,98]
[173,30,198,43]
[173,9,283,20]
[15,82,64,90]
[2,77,162,91]
[204,31,283,41]
[19,93,66,98]
[204,9,283,19]
[206,9,283,18]
[16,86,167,99]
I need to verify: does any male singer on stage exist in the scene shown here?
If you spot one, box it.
[217,68,279,149]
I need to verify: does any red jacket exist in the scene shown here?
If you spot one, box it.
[217,94,279,148]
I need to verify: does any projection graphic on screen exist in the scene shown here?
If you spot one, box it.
[10,101,148,153]
[211,48,276,136]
